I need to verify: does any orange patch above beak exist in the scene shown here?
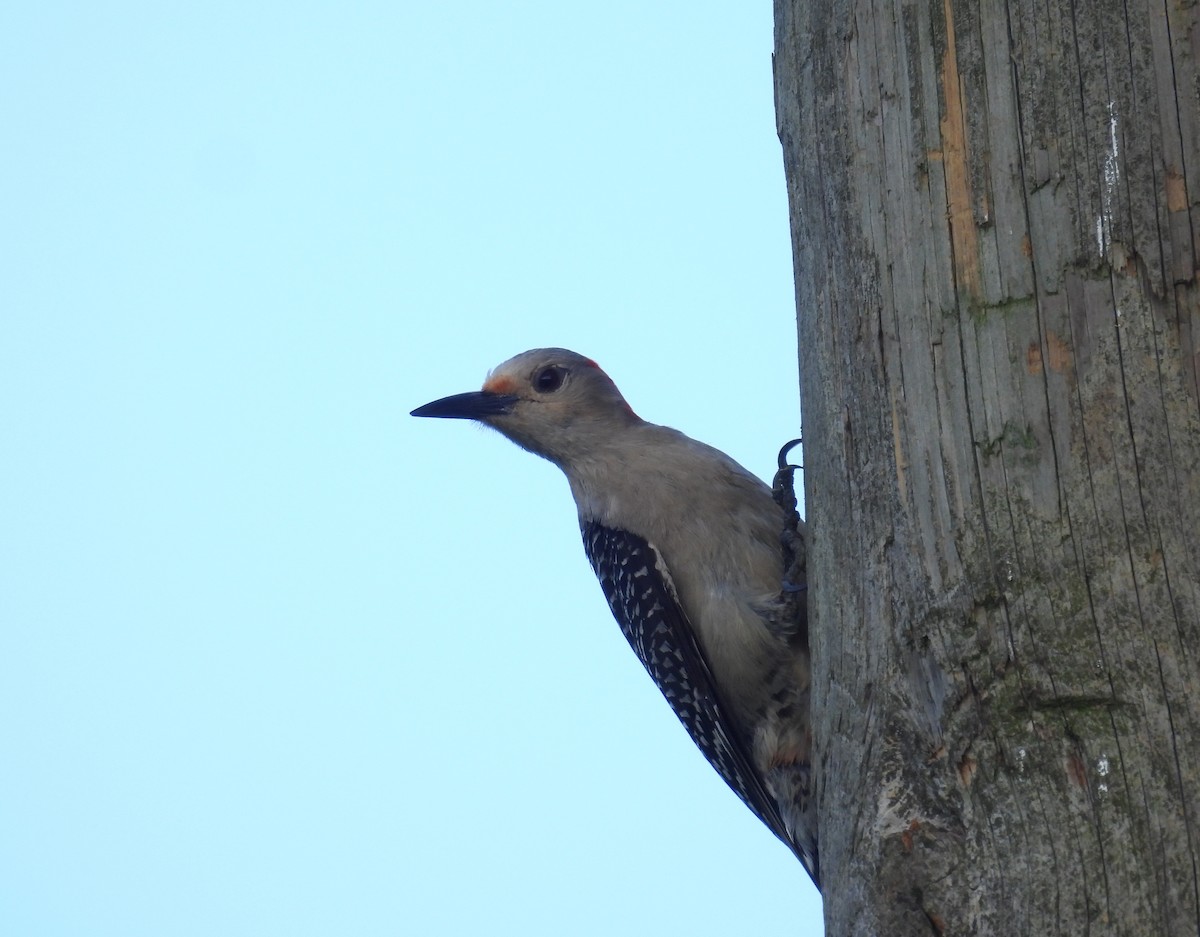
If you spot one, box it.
[483,375,519,395]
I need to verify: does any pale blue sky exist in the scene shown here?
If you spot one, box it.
[1,3,822,934]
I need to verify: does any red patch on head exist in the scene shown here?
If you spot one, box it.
[482,374,519,395]
[578,358,639,419]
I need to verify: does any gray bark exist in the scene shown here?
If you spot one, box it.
[773,0,1200,933]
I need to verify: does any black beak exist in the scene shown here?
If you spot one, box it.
[411,391,519,420]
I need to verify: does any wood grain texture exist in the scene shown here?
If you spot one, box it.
[774,0,1200,932]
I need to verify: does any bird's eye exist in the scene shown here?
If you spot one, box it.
[534,365,566,393]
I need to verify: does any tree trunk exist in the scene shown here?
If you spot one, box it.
[773,1,1200,933]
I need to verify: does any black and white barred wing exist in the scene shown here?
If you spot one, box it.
[581,519,795,853]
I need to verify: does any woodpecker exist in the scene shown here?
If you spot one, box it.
[412,348,817,886]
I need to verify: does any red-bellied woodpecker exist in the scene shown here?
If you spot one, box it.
[412,348,818,886]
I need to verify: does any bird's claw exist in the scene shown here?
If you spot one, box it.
[777,436,803,472]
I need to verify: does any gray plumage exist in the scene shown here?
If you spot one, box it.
[412,348,818,886]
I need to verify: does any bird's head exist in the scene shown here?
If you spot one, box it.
[411,348,640,465]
